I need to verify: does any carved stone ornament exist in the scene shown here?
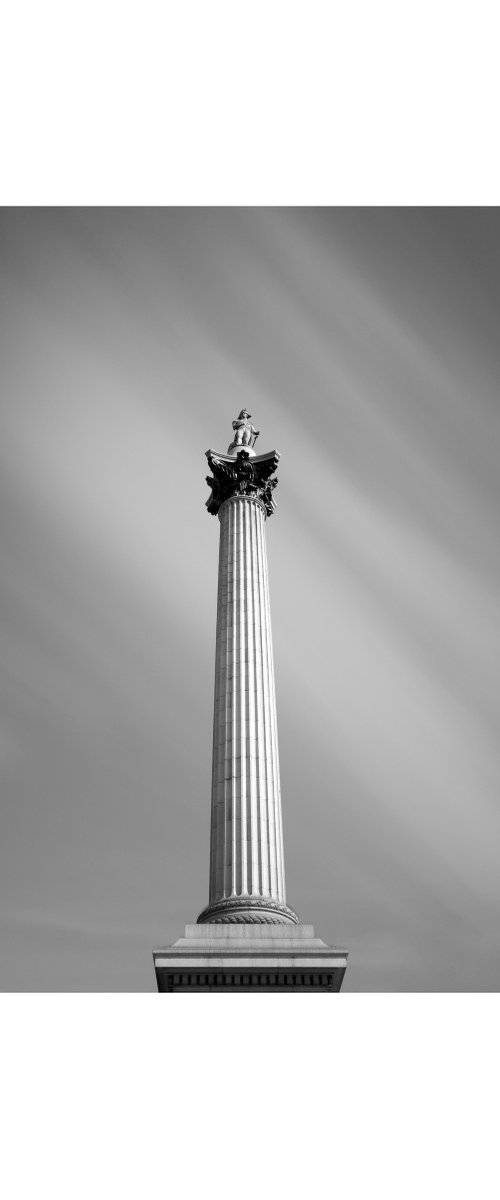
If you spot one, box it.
[205,448,280,517]
[197,896,299,925]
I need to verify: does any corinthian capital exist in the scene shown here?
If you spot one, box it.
[205,448,280,517]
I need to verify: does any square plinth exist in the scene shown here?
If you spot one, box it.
[153,923,348,991]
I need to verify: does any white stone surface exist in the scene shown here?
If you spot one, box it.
[153,924,349,973]
[209,494,286,906]
[183,924,317,939]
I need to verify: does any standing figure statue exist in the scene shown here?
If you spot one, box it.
[227,409,260,456]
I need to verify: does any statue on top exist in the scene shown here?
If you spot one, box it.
[227,409,260,457]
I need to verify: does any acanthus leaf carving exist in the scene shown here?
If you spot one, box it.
[205,448,280,517]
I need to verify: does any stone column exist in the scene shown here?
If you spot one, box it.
[197,436,297,925]
[153,413,348,991]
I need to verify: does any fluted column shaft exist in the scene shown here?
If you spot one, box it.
[208,495,286,907]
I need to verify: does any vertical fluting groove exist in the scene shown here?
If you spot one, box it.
[252,506,264,892]
[217,505,226,901]
[212,503,226,903]
[232,500,237,897]
[244,501,253,895]
[238,497,244,896]
[209,527,221,901]
[215,505,223,903]
[262,530,285,900]
[225,501,233,897]
[214,503,225,901]
[260,521,278,895]
[254,505,270,896]
[255,509,274,897]
[239,500,244,896]
[220,502,229,900]
[235,497,241,896]
[231,499,237,896]
[259,511,279,897]
[265,513,284,898]
[228,497,234,898]
[208,493,286,909]
[222,500,230,899]
[223,502,230,897]
[249,501,262,895]
[218,507,225,898]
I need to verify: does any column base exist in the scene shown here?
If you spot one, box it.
[197,896,299,925]
[153,923,348,992]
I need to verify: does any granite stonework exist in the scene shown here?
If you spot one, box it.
[154,925,348,992]
[154,414,347,992]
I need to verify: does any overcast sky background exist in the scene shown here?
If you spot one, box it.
[1,207,499,991]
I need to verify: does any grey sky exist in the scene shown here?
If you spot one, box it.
[1,207,499,990]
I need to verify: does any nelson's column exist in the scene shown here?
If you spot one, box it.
[153,411,348,991]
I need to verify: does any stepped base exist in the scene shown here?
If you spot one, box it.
[153,923,348,992]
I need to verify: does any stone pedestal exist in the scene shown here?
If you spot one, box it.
[154,925,348,992]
